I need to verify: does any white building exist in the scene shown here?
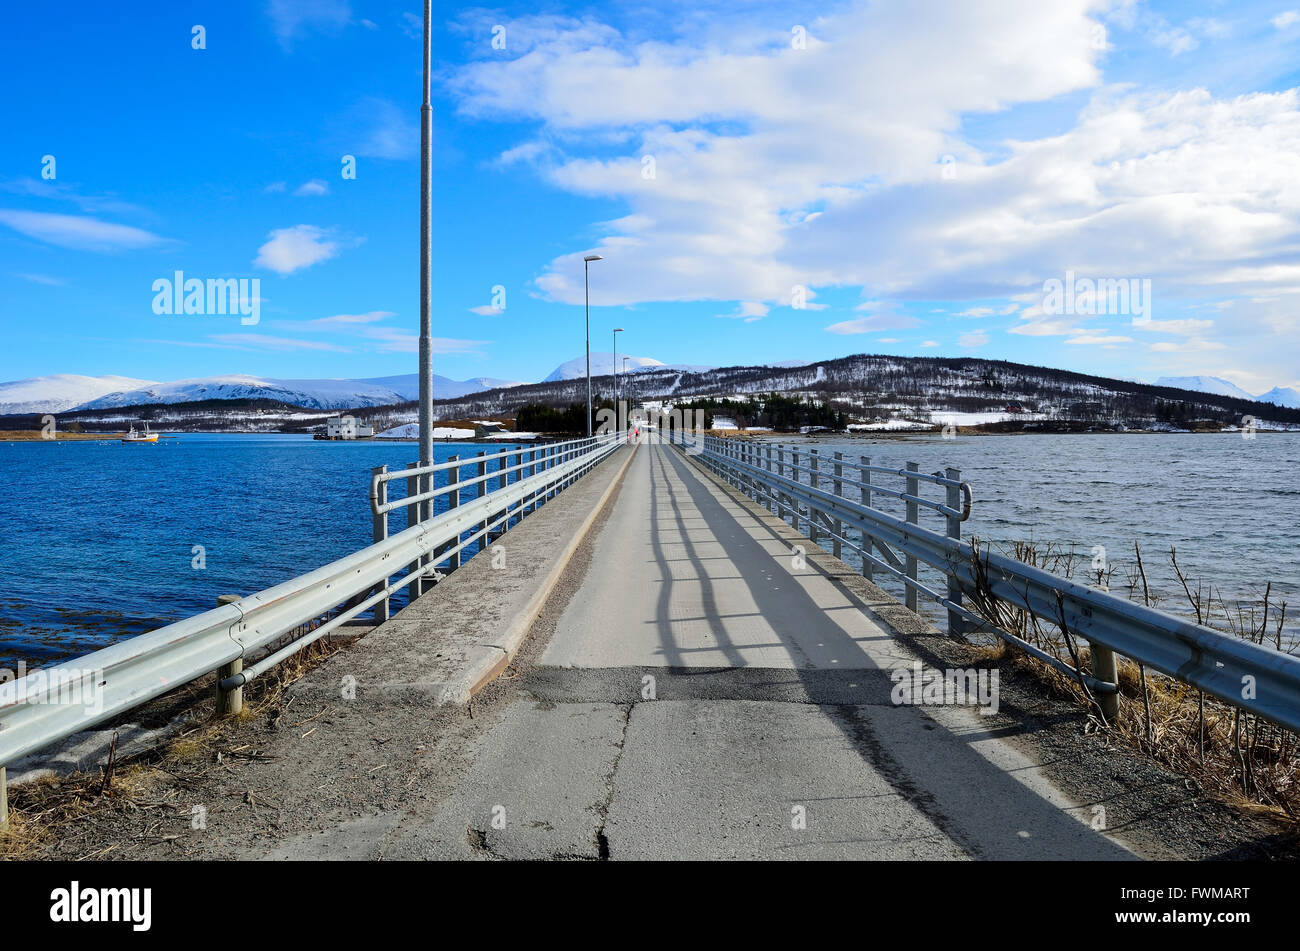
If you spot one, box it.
[326,415,372,439]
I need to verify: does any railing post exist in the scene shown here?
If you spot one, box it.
[1092,646,1120,723]
[859,456,874,581]
[215,593,243,717]
[0,765,7,833]
[477,452,488,550]
[765,444,774,512]
[944,466,965,637]
[832,452,843,560]
[405,459,426,597]
[905,462,919,612]
[808,449,820,545]
[446,454,461,571]
[785,446,795,535]
[371,465,390,622]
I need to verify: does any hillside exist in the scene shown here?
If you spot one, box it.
[431,355,1300,431]
[4,355,1297,434]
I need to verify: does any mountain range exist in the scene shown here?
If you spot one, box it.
[2,361,1296,415]
[1154,376,1299,407]
[0,354,684,414]
[0,372,526,414]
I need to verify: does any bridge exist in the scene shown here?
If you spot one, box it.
[3,431,1299,859]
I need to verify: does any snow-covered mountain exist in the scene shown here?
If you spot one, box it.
[0,374,159,414]
[0,372,527,413]
[1256,386,1300,408]
[543,353,665,382]
[542,353,715,382]
[358,373,525,401]
[74,375,408,411]
[1154,376,1255,400]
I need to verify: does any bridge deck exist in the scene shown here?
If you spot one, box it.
[354,442,1133,860]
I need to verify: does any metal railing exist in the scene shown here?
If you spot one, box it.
[0,432,622,790]
[670,430,1300,732]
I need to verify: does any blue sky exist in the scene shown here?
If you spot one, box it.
[2,0,1298,391]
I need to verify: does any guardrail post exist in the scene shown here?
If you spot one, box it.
[406,462,425,599]
[790,447,802,534]
[808,450,820,545]
[765,444,774,512]
[944,466,965,637]
[832,452,843,560]
[371,465,390,622]
[859,456,874,581]
[447,454,461,571]
[905,462,919,612]
[475,451,488,544]
[215,593,243,717]
[1092,645,1120,723]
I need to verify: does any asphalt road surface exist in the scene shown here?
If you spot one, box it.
[372,443,1135,860]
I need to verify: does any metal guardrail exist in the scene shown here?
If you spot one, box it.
[0,432,622,782]
[671,430,1300,733]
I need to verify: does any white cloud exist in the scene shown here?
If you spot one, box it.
[1273,11,1300,29]
[718,301,769,322]
[349,98,418,159]
[1133,317,1214,334]
[268,0,350,46]
[825,307,921,335]
[466,2,1103,310]
[14,272,63,285]
[1149,337,1226,352]
[446,3,1300,383]
[957,331,990,348]
[207,333,349,352]
[254,225,343,275]
[0,209,165,252]
[1064,334,1133,345]
[468,305,503,316]
[294,179,329,197]
[288,310,394,329]
[956,307,993,317]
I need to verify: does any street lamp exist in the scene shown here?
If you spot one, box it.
[583,254,602,437]
[418,0,434,520]
[612,326,624,429]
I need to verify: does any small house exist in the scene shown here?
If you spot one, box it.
[326,415,372,439]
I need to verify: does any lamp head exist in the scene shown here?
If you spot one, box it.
[583,254,603,262]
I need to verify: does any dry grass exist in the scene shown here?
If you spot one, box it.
[0,632,356,860]
[964,537,1299,820]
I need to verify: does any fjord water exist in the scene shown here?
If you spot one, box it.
[0,431,1296,665]
[770,431,1300,645]
[0,434,525,666]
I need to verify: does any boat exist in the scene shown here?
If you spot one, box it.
[120,422,159,443]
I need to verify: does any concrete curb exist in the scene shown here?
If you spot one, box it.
[287,443,640,706]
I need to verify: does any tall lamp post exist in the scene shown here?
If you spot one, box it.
[417,0,434,509]
[612,326,624,429]
[623,356,631,423]
[583,254,602,436]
